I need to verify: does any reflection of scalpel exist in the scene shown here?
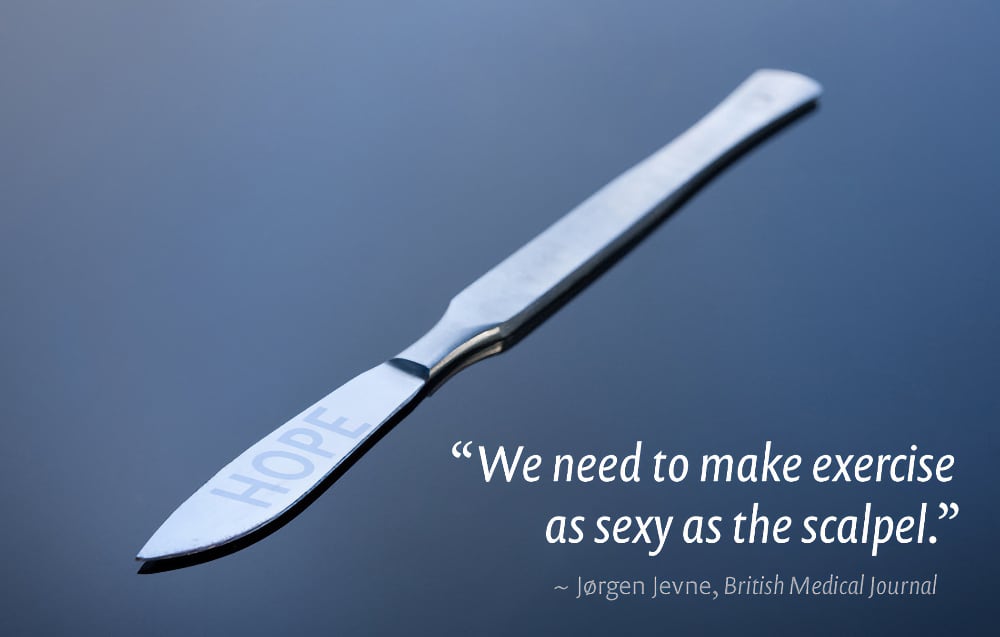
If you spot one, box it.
[138,69,821,571]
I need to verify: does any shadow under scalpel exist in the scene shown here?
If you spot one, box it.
[138,98,818,574]
[136,387,428,574]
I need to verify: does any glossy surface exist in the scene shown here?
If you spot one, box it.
[1,2,997,635]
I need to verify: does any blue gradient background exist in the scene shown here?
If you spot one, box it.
[1,1,997,634]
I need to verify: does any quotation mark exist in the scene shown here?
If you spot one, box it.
[937,502,959,520]
[451,440,473,459]
[928,502,960,545]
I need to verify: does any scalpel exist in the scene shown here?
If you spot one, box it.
[138,69,821,570]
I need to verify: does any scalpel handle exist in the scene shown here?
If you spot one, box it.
[396,69,821,384]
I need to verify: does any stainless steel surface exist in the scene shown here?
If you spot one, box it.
[137,363,424,560]
[397,69,820,382]
[138,69,820,564]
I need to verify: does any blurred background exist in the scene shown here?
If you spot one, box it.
[1,1,997,634]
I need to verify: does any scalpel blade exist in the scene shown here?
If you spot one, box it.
[137,363,424,564]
